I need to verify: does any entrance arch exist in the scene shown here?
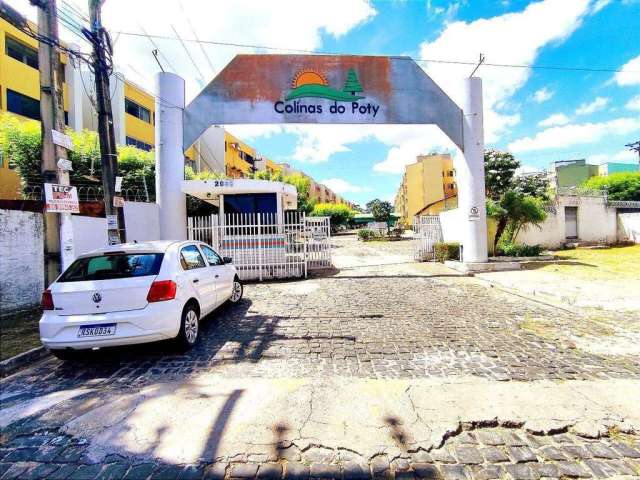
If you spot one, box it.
[154,55,488,263]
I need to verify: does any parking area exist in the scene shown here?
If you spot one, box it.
[1,234,639,479]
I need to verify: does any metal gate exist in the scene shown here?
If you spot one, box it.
[412,215,443,261]
[187,212,331,281]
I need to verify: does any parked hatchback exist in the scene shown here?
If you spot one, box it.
[39,240,243,359]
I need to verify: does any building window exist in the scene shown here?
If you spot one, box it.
[126,136,152,151]
[125,98,151,123]
[5,35,39,69]
[6,89,40,120]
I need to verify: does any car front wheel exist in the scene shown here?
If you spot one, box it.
[176,303,199,350]
[229,276,243,304]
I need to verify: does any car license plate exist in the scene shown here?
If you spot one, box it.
[78,323,117,338]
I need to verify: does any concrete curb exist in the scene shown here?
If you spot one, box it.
[0,346,49,377]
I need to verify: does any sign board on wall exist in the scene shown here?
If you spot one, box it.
[184,55,464,151]
[44,183,80,213]
[51,130,73,150]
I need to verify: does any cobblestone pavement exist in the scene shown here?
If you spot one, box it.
[2,423,640,479]
[1,234,639,478]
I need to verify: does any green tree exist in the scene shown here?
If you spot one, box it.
[310,203,355,229]
[367,199,394,233]
[342,68,363,96]
[512,172,551,201]
[484,149,520,200]
[283,173,315,214]
[582,171,640,201]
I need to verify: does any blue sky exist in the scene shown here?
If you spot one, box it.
[10,0,640,207]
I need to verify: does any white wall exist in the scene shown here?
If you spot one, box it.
[0,210,44,313]
[618,212,640,243]
[439,209,464,243]
[71,216,108,257]
[517,195,617,248]
[124,201,160,242]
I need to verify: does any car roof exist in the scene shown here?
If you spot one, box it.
[77,240,198,258]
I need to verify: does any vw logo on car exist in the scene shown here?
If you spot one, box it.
[92,292,102,303]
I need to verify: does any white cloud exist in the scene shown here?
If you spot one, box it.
[575,96,609,115]
[587,149,638,164]
[614,55,640,86]
[3,0,376,99]
[418,0,591,143]
[626,95,640,111]
[321,178,371,194]
[509,117,640,152]
[538,113,570,127]
[284,0,593,174]
[591,0,612,13]
[533,87,554,103]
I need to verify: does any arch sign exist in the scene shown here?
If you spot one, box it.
[155,54,488,264]
[183,55,463,151]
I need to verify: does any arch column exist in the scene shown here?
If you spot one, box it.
[458,77,488,263]
[155,72,187,240]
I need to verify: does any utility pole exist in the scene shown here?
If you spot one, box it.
[87,0,123,244]
[32,0,70,285]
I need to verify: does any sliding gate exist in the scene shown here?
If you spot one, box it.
[412,215,443,261]
[187,213,331,281]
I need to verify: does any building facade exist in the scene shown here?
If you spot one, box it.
[394,153,456,224]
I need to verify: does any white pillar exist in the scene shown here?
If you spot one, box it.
[155,72,187,240]
[457,77,488,263]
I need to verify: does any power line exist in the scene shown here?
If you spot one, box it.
[112,30,640,74]
[170,24,206,86]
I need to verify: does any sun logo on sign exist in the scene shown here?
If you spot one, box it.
[285,68,365,102]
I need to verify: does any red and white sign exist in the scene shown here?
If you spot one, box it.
[44,183,80,213]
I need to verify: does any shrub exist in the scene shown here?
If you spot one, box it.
[389,224,405,240]
[434,242,460,262]
[358,229,376,241]
[311,203,356,229]
[581,171,640,201]
[497,241,543,257]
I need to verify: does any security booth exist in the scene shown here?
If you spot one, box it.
[181,178,297,225]
[182,178,312,280]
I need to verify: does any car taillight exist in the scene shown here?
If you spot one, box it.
[147,280,177,302]
[41,289,54,310]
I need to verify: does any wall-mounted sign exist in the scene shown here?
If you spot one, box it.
[44,183,79,213]
[106,214,118,230]
[51,130,73,150]
[184,55,464,151]
[468,205,480,221]
[57,158,73,171]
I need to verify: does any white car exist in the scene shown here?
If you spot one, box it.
[39,240,243,359]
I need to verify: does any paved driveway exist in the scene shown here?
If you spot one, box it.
[1,234,639,479]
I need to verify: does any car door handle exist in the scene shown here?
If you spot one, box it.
[215,275,219,278]
[192,279,199,283]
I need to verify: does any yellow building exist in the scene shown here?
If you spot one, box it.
[394,153,457,224]
[224,131,256,178]
[0,17,69,125]
[122,81,154,152]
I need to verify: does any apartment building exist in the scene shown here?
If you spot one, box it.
[394,153,457,224]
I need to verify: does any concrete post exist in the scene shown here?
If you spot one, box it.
[155,72,187,240]
[458,77,488,263]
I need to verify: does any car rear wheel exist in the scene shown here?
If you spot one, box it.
[229,276,243,304]
[176,303,199,350]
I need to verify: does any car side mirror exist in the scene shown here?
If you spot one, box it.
[223,256,233,264]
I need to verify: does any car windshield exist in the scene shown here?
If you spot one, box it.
[58,253,164,282]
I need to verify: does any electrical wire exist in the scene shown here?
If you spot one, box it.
[113,30,640,75]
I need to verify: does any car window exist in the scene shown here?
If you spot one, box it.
[180,245,206,270]
[59,254,164,282]
[200,245,224,266]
